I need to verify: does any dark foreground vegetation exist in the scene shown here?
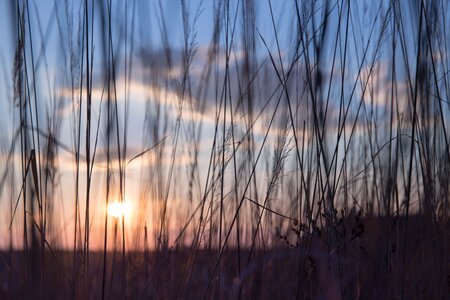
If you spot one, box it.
[1,215,449,299]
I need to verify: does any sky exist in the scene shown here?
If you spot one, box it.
[0,0,449,251]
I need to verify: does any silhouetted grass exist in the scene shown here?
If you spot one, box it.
[1,0,450,299]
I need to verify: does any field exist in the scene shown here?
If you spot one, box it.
[1,0,450,299]
[1,215,449,298]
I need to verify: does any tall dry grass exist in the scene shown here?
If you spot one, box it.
[0,0,449,298]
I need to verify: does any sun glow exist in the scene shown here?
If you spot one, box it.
[107,201,131,219]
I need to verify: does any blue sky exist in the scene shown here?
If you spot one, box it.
[0,0,449,250]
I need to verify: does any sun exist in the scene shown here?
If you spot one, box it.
[107,201,131,219]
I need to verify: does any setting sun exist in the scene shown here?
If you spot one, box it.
[107,201,131,219]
